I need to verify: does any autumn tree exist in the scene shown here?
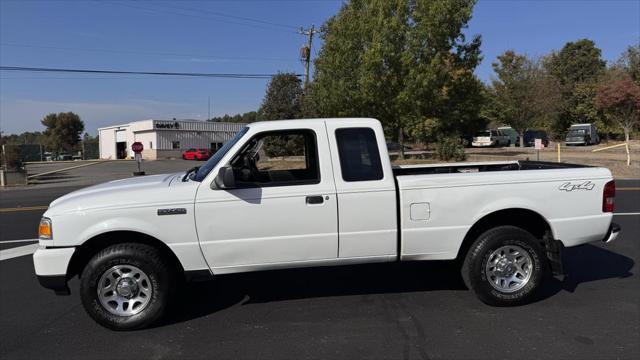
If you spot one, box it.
[596,76,640,144]
[41,112,85,152]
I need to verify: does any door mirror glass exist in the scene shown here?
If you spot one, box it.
[213,166,236,189]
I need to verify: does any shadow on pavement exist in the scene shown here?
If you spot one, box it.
[160,243,633,327]
[546,243,635,294]
[28,172,80,185]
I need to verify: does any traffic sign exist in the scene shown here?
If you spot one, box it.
[534,138,544,150]
[132,141,144,153]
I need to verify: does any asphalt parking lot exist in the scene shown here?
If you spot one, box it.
[1,164,638,359]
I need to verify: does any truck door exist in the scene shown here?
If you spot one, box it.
[325,120,398,259]
[194,124,338,272]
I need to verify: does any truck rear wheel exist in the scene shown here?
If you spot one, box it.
[461,226,548,306]
[80,243,175,330]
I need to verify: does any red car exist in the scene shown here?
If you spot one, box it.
[182,148,212,160]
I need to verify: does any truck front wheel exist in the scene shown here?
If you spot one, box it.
[80,243,175,330]
[461,226,548,306]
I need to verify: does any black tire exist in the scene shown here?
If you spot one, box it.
[80,243,175,330]
[461,226,548,306]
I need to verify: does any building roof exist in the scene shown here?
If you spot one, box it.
[98,119,244,131]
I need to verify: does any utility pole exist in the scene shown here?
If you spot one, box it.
[208,96,211,121]
[298,25,320,87]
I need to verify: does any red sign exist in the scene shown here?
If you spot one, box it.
[131,142,144,153]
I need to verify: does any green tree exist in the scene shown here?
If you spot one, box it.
[408,118,441,149]
[596,76,640,144]
[41,112,85,152]
[309,0,483,158]
[259,73,304,120]
[487,51,562,146]
[544,39,606,135]
[0,131,47,146]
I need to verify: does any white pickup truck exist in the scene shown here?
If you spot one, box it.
[33,118,620,330]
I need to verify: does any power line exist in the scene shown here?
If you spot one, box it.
[0,66,304,79]
[100,1,298,34]
[0,43,296,62]
[155,2,299,30]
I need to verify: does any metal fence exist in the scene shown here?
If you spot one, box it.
[82,141,99,159]
[1,142,100,170]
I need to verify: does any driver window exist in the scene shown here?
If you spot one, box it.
[230,129,319,187]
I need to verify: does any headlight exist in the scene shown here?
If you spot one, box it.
[39,217,53,240]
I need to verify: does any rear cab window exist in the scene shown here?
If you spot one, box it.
[335,128,383,182]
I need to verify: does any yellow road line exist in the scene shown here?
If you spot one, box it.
[0,205,48,213]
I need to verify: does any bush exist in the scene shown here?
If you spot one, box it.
[436,136,466,162]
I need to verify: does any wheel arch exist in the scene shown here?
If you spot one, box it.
[456,208,554,261]
[67,230,185,280]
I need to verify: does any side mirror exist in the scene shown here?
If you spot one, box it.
[213,166,236,189]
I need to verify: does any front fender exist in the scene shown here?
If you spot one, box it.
[52,208,209,272]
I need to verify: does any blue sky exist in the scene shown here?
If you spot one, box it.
[1,0,638,135]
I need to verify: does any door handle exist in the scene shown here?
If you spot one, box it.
[306,195,324,205]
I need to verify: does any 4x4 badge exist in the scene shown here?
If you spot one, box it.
[559,181,595,191]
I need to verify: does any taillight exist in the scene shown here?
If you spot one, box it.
[603,180,615,212]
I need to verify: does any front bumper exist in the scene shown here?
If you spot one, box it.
[37,275,70,295]
[33,246,75,295]
[472,142,494,147]
[602,223,621,243]
[565,140,585,145]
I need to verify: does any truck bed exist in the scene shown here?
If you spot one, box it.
[393,159,611,261]
[392,160,589,177]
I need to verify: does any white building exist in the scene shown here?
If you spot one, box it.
[98,119,245,160]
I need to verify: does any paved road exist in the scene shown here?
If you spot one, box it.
[0,179,638,359]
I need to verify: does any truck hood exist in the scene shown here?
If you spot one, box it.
[47,172,195,215]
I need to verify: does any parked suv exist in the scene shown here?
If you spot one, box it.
[523,130,549,147]
[498,126,520,147]
[472,130,510,147]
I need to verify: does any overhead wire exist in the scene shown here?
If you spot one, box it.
[0,43,296,63]
[100,1,298,34]
[153,2,299,30]
[0,66,304,79]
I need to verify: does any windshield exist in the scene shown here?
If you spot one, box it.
[568,129,586,136]
[191,127,249,182]
[476,131,491,137]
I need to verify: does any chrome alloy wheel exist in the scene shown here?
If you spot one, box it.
[484,245,533,293]
[97,265,152,316]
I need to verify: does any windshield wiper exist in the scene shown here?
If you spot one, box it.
[182,166,200,182]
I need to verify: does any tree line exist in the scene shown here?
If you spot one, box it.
[3,0,638,160]
[1,112,91,152]
[214,0,638,156]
